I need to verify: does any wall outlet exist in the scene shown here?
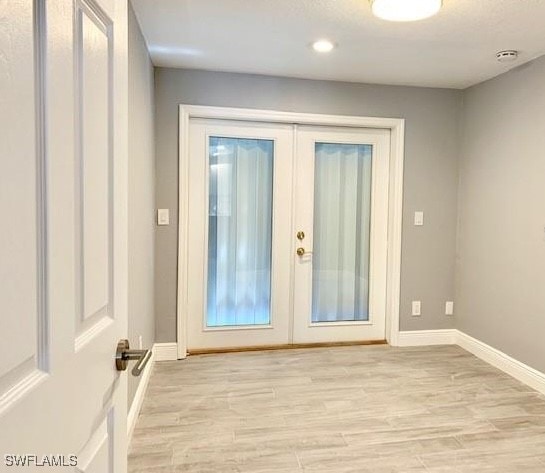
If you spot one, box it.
[138,335,143,349]
[414,211,424,226]
[445,301,454,316]
[411,301,421,316]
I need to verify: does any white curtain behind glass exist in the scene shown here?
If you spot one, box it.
[312,143,372,322]
[207,137,274,327]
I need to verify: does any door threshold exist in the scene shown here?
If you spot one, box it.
[187,340,387,355]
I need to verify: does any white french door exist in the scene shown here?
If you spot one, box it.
[293,126,390,343]
[185,119,390,351]
[187,120,294,350]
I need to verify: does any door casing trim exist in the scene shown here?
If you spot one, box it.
[177,105,405,358]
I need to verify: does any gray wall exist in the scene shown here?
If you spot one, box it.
[457,55,545,372]
[154,68,463,342]
[128,3,155,407]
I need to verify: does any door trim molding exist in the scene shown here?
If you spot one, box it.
[177,105,405,358]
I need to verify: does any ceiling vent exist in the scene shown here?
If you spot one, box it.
[496,50,519,63]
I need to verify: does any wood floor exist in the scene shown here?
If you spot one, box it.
[129,345,545,472]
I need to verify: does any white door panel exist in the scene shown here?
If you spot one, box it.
[0,0,44,400]
[78,0,112,326]
[0,0,128,471]
[75,415,113,473]
[187,119,294,350]
[293,126,390,343]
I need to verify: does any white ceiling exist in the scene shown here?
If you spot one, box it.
[131,0,545,89]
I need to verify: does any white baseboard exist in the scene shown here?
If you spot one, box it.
[397,329,457,347]
[127,342,180,440]
[456,331,545,395]
[397,329,545,395]
[153,342,178,361]
[127,349,154,441]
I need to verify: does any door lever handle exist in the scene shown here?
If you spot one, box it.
[115,339,153,376]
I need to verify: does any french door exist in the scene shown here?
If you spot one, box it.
[186,119,390,351]
[293,126,390,343]
[187,120,294,349]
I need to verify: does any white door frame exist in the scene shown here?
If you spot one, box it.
[177,105,405,358]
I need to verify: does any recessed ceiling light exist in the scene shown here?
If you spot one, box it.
[370,0,442,22]
[312,40,335,53]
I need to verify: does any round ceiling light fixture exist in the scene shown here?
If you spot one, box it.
[312,39,335,53]
[370,0,442,22]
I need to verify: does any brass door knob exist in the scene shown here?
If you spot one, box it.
[296,231,305,241]
[296,247,305,256]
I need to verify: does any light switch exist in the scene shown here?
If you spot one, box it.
[411,301,421,317]
[445,301,454,316]
[414,211,424,226]
[157,208,170,226]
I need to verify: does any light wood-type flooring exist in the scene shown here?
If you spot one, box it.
[129,345,545,472]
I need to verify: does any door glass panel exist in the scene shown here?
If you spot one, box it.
[312,143,372,323]
[207,137,274,327]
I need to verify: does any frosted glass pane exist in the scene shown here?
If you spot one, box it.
[312,143,372,323]
[207,137,274,327]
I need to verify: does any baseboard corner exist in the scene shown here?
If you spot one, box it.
[153,342,179,361]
